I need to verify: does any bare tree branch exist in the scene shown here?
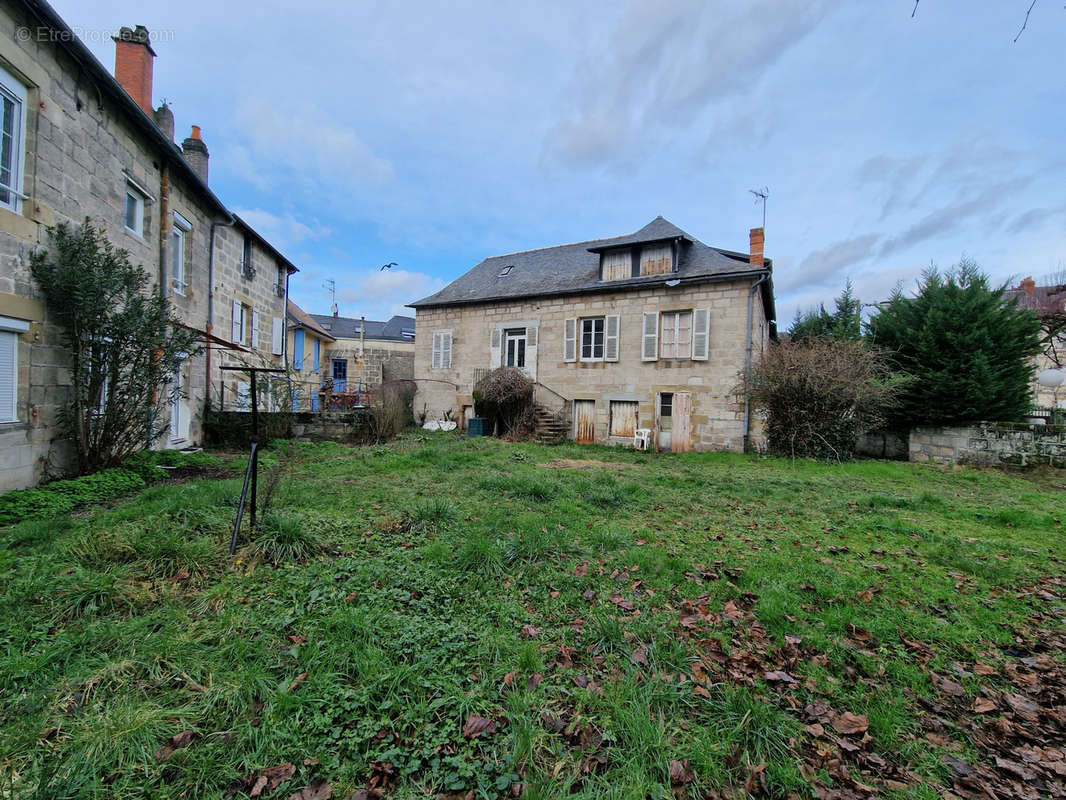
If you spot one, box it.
[1014,0,1038,42]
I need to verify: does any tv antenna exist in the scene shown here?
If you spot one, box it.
[323,279,338,316]
[749,186,769,228]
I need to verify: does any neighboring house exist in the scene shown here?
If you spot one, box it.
[0,2,295,490]
[308,312,415,399]
[286,300,336,411]
[410,217,776,452]
[1005,276,1066,410]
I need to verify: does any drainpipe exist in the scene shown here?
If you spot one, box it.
[158,163,169,297]
[743,271,770,452]
[206,214,236,413]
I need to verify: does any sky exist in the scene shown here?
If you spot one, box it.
[54,0,1065,326]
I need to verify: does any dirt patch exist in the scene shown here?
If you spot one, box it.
[540,459,635,471]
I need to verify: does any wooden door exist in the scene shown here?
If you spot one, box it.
[574,399,595,444]
[672,392,692,452]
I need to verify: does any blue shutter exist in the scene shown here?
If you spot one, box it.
[313,338,320,372]
[293,329,304,370]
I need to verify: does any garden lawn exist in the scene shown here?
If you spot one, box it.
[1,435,1064,800]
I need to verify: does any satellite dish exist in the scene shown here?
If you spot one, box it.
[1037,369,1066,388]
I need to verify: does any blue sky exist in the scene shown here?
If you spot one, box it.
[55,0,1065,325]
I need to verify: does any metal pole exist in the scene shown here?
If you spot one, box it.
[250,371,259,530]
[229,440,256,556]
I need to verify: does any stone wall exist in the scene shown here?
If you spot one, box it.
[909,423,1066,468]
[205,410,375,447]
[855,430,909,460]
[413,277,769,451]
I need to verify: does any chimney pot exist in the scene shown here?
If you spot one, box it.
[112,25,155,116]
[749,227,765,268]
[1021,276,1036,297]
[181,125,209,184]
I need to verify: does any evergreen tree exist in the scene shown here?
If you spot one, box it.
[867,259,1042,427]
[30,220,202,475]
[789,280,862,342]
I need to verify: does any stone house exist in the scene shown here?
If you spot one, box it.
[0,2,295,490]
[308,312,415,401]
[286,299,336,411]
[410,217,776,451]
[1005,276,1066,411]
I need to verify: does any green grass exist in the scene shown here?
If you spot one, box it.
[1,434,1063,798]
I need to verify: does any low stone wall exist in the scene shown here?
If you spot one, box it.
[856,430,909,460]
[205,410,376,447]
[909,422,1066,468]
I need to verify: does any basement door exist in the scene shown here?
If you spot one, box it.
[574,399,595,444]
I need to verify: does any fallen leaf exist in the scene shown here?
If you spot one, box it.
[630,645,648,666]
[250,763,295,797]
[289,779,333,800]
[154,730,199,762]
[764,670,798,684]
[289,672,308,691]
[830,712,869,736]
[669,759,695,785]
[462,715,497,738]
[972,697,997,714]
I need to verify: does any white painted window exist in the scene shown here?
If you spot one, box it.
[604,314,620,362]
[641,311,659,362]
[124,186,145,237]
[660,310,692,359]
[432,330,452,369]
[580,317,605,361]
[563,318,577,362]
[0,330,17,422]
[171,212,190,295]
[504,328,526,368]
[0,65,27,213]
[692,307,711,361]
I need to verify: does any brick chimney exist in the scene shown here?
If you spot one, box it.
[112,25,155,116]
[1020,276,1036,297]
[749,227,764,268]
[181,126,209,184]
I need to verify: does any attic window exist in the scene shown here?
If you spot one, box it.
[498,265,514,277]
[321,323,331,330]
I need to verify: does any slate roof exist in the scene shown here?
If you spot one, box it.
[287,301,336,341]
[308,313,416,342]
[409,216,770,309]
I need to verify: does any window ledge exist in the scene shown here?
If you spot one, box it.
[0,420,28,432]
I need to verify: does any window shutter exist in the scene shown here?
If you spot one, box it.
[0,331,16,422]
[250,309,259,349]
[271,317,283,355]
[525,326,538,381]
[604,314,620,362]
[293,329,304,369]
[642,311,659,361]
[563,318,577,362]
[692,307,710,361]
[431,332,441,370]
[442,331,452,368]
[231,300,241,343]
[313,339,320,372]
[490,328,502,368]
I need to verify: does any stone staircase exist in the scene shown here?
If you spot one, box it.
[533,404,570,443]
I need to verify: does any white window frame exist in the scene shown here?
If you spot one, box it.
[125,186,145,237]
[0,65,27,213]
[431,330,453,370]
[0,319,26,423]
[504,328,526,368]
[580,317,605,362]
[660,309,693,360]
[171,212,191,296]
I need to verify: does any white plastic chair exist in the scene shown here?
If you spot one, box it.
[633,428,652,451]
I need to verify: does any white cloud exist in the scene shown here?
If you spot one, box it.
[232,207,329,257]
[335,268,444,320]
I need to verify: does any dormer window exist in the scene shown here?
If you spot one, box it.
[639,243,673,275]
[601,249,630,281]
[498,265,514,277]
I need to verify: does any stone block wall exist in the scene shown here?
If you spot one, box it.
[909,423,1066,468]
[413,277,768,452]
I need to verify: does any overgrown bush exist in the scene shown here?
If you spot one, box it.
[748,339,902,461]
[473,368,535,439]
[369,380,415,442]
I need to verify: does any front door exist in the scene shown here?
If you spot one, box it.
[332,359,347,392]
[574,399,595,444]
[672,392,692,452]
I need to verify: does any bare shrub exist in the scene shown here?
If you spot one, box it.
[748,339,902,461]
[369,380,414,442]
[474,368,535,439]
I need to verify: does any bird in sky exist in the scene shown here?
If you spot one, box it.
[380,261,397,271]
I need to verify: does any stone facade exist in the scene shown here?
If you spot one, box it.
[413,278,769,451]
[0,3,293,489]
[325,338,415,394]
[909,422,1066,468]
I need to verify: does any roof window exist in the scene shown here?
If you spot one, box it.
[498,265,514,277]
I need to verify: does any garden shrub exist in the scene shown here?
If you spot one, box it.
[473,367,536,439]
[748,339,902,461]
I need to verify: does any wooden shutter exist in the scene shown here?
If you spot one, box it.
[601,250,630,281]
[250,309,259,350]
[271,317,283,355]
[313,339,320,372]
[293,329,304,369]
[431,332,442,370]
[563,318,577,362]
[639,244,672,275]
[641,311,659,361]
[0,331,15,422]
[490,328,502,368]
[604,314,620,362]
[231,300,241,343]
[441,331,452,368]
[692,308,710,360]
[525,327,538,381]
